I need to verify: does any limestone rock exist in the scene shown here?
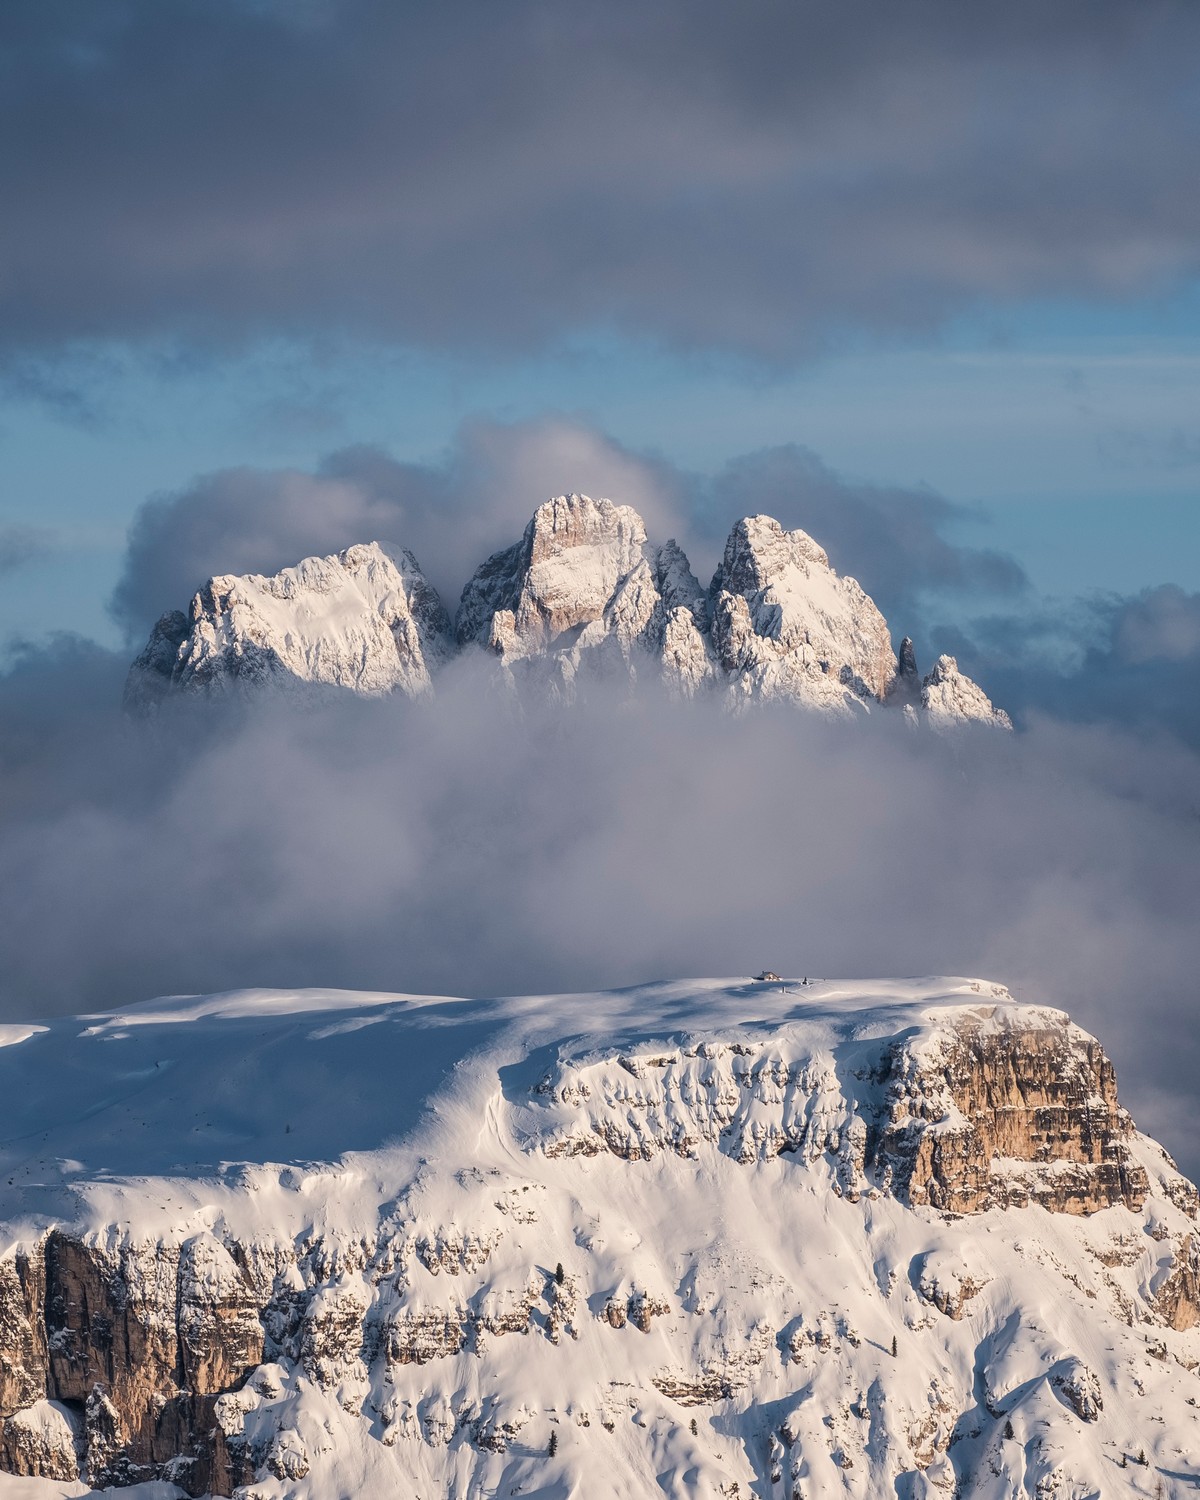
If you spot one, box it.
[916,1251,990,1319]
[1051,1358,1103,1422]
[880,1007,1147,1214]
[1154,1234,1200,1330]
[921,653,1012,729]
[124,499,1014,727]
[0,1400,78,1481]
[455,494,715,700]
[709,515,897,710]
[0,1251,46,1418]
[178,1234,265,1396]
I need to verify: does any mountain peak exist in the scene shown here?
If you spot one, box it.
[922,652,1013,729]
[124,539,452,711]
[125,501,1011,727]
[709,512,897,711]
[456,494,650,657]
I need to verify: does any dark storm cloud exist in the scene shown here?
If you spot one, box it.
[3,0,1200,361]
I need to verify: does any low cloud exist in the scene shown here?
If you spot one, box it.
[0,657,1197,1175]
[1113,584,1200,665]
[13,412,1199,1181]
[111,417,690,637]
[943,583,1200,749]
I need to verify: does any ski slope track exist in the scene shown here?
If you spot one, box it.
[0,978,1195,1498]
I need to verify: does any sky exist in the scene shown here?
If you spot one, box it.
[1,2,1200,1168]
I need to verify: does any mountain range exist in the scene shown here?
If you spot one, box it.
[125,496,1011,728]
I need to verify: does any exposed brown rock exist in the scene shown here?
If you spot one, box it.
[878,1011,1149,1215]
[0,1251,46,1418]
[0,1231,272,1494]
[384,1307,467,1366]
[45,1233,179,1478]
[1050,1358,1103,1422]
[652,1371,733,1405]
[0,1005,1175,1492]
[178,1234,265,1396]
[540,1006,1149,1219]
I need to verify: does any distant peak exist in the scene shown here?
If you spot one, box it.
[124,501,1010,729]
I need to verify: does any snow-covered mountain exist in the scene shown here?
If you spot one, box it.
[0,977,1195,1498]
[126,497,1010,727]
[124,543,453,713]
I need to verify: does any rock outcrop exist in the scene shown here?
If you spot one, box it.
[126,498,1010,726]
[0,1230,267,1492]
[532,997,1147,1216]
[709,514,897,712]
[879,1006,1148,1213]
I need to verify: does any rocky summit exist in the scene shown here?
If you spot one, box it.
[0,978,1195,1497]
[126,497,1010,727]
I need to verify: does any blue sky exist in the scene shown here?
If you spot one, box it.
[4,292,1200,649]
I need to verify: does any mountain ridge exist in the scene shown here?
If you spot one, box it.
[125,497,1011,728]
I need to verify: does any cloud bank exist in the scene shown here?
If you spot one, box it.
[0,662,1197,1175]
[3,0,1199,362]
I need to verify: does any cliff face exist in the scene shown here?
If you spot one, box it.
[0,980,1193,1498]
[879,1009,1148,1214]
[708,514,898,711]
[0,1232,264,1492]
[533,999,1150,1217]
[455,494,714,702]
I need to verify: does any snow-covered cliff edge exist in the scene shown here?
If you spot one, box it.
[0,978,1195,1498]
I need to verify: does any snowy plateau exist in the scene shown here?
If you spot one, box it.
[0,978,1196,1498]
[125,497,1010,727]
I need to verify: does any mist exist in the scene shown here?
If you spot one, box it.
[2,649,1198,1174]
